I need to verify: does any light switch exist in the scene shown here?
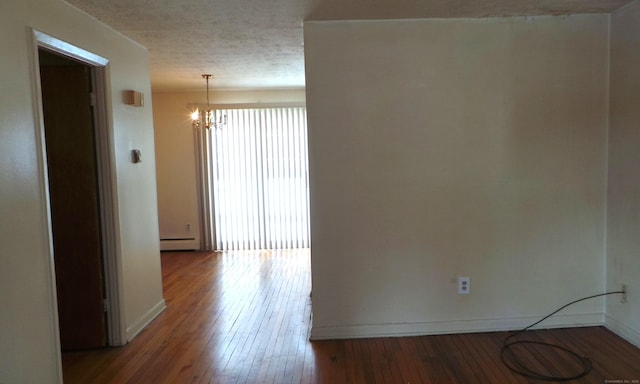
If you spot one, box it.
[131,149,142,163]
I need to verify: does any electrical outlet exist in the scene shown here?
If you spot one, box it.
[186,223,191,232]
[621,284,627,303]
[458,277,470,295]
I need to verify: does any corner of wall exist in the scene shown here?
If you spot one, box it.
[604,0,640,349]
[126,299,167,342]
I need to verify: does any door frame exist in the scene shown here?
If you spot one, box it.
[31,29,125,347]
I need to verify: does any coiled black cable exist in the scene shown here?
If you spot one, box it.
[501,290,625,382]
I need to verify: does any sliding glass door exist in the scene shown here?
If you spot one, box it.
[196,107,310,251]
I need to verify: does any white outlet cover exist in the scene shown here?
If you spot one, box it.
[458,277,470,295]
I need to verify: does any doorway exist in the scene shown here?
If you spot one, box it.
[34,37,122,351]
[38,48,108,351]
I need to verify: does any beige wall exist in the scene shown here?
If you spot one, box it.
[606,0,640,347]
[305,15,610,339]
[152,89,306,247]
[0,0,164,382]
[153,92,201,248]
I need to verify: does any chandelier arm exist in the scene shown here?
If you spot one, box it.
[192,74,226,130]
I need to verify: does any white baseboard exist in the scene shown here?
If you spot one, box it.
[160,238,198,251]
[310,312,605,340]
[605,315,640,348]
[126,299,167,342]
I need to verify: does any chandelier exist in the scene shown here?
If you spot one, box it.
[191,74,227,129]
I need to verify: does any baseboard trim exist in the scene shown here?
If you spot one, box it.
[126,299,167,342]
[604,315,640,348]
[160,238,198,251]
[310,313,604,340]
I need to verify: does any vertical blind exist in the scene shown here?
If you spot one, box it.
[197,107,310,251]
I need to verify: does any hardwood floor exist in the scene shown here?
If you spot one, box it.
[62,250,640,383]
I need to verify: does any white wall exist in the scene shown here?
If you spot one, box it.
[152,89,306,249]
[0,0,164,382]
[606,0,640,347]
[304,15,610,339]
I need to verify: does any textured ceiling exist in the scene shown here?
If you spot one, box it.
[65,0,632,91]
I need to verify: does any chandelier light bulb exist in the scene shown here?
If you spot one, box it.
[191,109,200,121]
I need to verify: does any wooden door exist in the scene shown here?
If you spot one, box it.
[40,51,107,350]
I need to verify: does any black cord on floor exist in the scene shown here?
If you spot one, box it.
[500,290,625,382]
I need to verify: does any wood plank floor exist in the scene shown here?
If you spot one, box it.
[62,250,640,383]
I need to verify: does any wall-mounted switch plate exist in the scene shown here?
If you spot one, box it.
[124,90,144,107]
[131,149,142,163]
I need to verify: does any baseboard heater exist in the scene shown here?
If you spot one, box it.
[160,238,198,251]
